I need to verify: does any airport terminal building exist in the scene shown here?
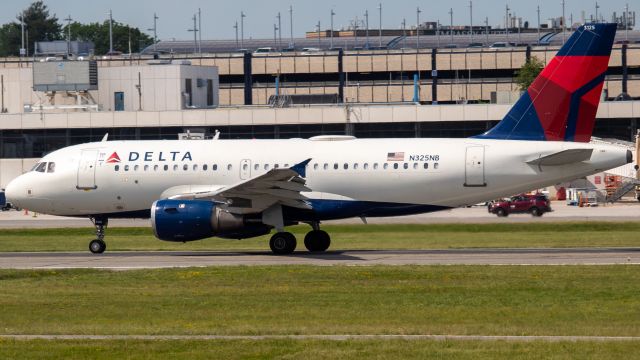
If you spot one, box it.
[0,31,638,188]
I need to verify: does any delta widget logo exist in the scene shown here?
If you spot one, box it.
[106,152,121,164]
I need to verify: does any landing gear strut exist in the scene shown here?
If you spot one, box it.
[304,222,331,252]
[89,217,108,254]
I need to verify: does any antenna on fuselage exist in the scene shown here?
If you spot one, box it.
[101,133,109,142]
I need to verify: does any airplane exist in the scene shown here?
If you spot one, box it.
[5,23,631,255]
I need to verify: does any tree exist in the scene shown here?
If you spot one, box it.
[0,1,61,56]
[65,20,153,55]
[515,56,544,91]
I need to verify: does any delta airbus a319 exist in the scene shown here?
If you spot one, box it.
[5,23,631,255]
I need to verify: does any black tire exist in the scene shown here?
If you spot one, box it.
[269,232,297,255]
[89,239,106,254]
[530,207,543,217]
[496,208,508,217]
[304,230,331,252]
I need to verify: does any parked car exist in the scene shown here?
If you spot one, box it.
[488,193,551,217]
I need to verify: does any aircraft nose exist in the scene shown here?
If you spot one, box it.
[5,176,25,208]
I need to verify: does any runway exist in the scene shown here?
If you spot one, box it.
[1,248,639,269]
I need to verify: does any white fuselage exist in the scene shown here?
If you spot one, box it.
[5,137,630,218]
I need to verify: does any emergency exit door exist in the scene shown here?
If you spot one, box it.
[77,150,98,190]
[464,146,486,187]
[240,159,251,180]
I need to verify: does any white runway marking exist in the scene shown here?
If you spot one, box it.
[2,334,639,342]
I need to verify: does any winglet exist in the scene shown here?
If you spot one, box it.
[290,158,312,178]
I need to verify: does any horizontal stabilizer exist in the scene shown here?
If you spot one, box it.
[527,148,593,166]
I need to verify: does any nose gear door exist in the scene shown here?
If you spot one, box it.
[77,150,99,190]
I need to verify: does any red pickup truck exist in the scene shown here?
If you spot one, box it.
[488,194,551,217]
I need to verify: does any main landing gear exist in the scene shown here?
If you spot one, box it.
[268,222,331,255]
[89,217,108,254]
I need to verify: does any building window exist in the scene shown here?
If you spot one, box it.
[207,79,214,106]
[185,79,193,107]
[114,92,125,111]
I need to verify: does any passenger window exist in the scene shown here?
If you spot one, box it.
[284,164,289,168]
[264,164,270,170]
[183,164,188,171]
[314,163,318,170]
[373,163,379,170]
[364,163,369,170]
[434,163,439,169]
[154,165,159,171]
[413,163,418,169]
[227,164,232,171]
[193,164,198,171]
[424,163,429,169]
[125,165,130,172]
[333,163,338,170]
[203,164,208,171]
[173,164,178,171]
[134,165,139,171]
[35,162,47,173]
[144,165,149,172]
[323,163,328,170]
[213,164,218,171]
[393,163,399,170]
[343,163,348,170]
[254,164,259,171]
[115,165,120,171]
[353,163,358,170]
[383,163,388,170]
[403,163,408,170]
[164,165,169,171]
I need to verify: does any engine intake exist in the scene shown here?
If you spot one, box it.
[151,199,268,242]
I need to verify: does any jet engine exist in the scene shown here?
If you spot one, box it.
[151,199,270,242]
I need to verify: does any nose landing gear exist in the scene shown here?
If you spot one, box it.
[89,217,108,254]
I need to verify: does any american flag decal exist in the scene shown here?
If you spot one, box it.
[387,152,405,161]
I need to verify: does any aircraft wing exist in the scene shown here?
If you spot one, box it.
[167,159,313,214]
[527,148,593,166]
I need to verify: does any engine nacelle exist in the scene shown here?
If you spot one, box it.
[151,199,268,242]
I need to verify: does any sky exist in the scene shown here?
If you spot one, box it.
[0,0,635,41]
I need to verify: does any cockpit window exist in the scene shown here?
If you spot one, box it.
[47,162,56,173]
[34,162,47,173]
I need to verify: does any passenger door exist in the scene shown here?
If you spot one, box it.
[77,150,98,190]
[464,146,486,187]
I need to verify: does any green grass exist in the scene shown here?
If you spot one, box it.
[1,266,638,336]
[1,222,640,252]
[1,339,640,360]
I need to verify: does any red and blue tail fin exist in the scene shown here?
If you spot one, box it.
[476,23,616,142]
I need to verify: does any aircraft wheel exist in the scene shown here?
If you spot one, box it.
[269,232,297,255]
[304,230,331,252]
[89,239,106,254]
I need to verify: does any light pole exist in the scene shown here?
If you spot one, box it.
[505,4,510,44]
[625,3,629,41]
[378,3,383,48]
[64,15,73,56]
[277,12,282,49]
[485,17,489,45]
[240,11,246,49]
[416,7,421,50]
[364,10,369,48]
[401,18,406,48]
[437,19,441,48]
[536,6,540,45]
[449,8,454,44]
[198,8,202,54]
[233,21,239,49]
[148,13,159,52]
[330,9,335,49]
[317,21,321,49]
[188,14,198,53]
[561,0,566,44]
[20,12,25,57]
[469,0,473,43]
[289,5,294,49]
[109,9,114,55]
[274,23,278,46]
